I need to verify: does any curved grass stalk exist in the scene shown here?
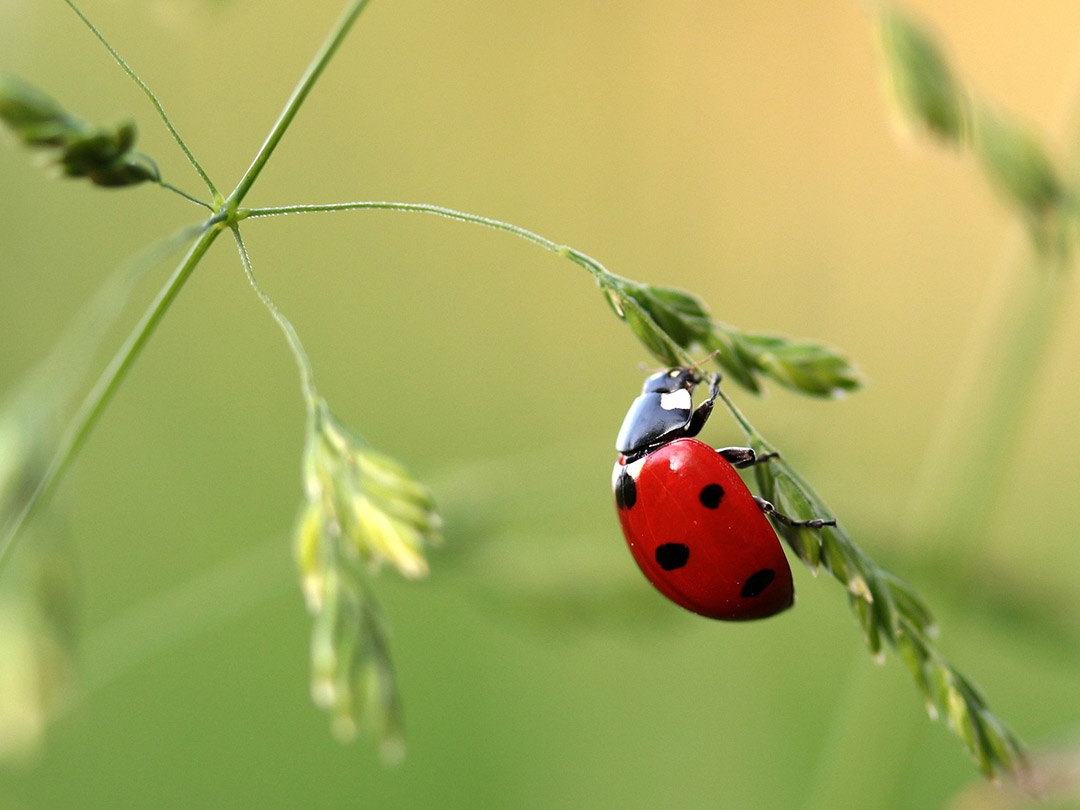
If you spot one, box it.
[241,201,564,250]
[231,226,319,405]
[239,201,618,290]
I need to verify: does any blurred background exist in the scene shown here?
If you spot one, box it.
[2,0,1080,807]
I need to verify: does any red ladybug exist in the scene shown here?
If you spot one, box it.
[612,367,833,621]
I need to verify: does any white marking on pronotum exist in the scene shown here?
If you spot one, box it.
[659,389,692,411]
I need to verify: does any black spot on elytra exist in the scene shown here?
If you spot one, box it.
[615,470,637,510]
[655,543,690,571]
[698,483,724,509]
[741,568,775,598]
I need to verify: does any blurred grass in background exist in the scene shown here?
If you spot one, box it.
[2,0,1080,808]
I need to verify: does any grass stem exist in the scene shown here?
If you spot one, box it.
[64,0,219,198]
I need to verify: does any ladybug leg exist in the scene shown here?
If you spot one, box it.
[718,447,780,469]
[683,373,722,439]
[754,496,836,529]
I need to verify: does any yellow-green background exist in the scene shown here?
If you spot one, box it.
[3,0,1080,807]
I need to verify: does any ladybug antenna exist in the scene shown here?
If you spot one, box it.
[686,349,723,379]
[637,349,722,376]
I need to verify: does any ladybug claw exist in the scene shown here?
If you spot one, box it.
[707,373,721,400]
[754,496,836,529]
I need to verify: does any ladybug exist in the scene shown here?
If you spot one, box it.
[612,367,834,621]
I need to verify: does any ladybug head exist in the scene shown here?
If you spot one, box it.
[641,367,701,395]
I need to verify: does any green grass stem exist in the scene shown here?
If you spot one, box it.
[63,0,218,198]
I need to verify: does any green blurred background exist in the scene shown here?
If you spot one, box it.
[3,0,1080,807]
